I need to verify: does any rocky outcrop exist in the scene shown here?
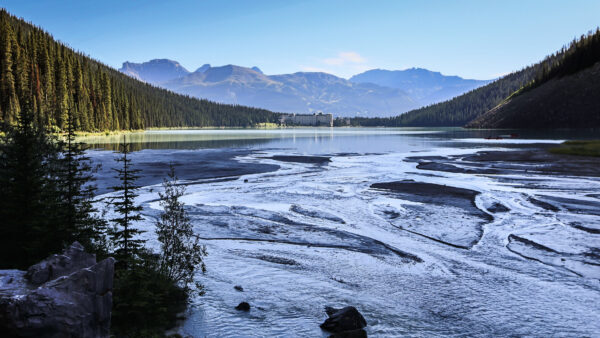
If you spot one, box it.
[320,306,367,336]
[26,242,97,285]
[0,242,114,337]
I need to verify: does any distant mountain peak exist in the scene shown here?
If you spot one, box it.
[350,68,490,104]
[195,64,211,73]
[119,59,190,84]
[119,59,490,117]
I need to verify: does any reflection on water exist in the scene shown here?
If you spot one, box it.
[80,127,600,153]
[80,127,445,152]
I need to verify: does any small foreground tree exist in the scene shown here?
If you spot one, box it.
[156,165,207,293]
[109,136,144,268]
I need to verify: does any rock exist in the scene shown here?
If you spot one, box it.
[0,243,115,337]
[321,306,367,333]
[235,302,250,311]
[26,241,96,285]
[234,285,244,292]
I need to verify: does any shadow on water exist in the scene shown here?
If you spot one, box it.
[85,137,276,151]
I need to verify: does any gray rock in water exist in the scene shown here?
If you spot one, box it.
[321,306,367,334]
[0,242,115,337]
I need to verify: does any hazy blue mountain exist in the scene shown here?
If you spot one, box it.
[120,61,417,117]
[120,60,488,116]
[194,63,211,73]
[119,59,190,84]
[163,65,417,117]
[350,68,490,105]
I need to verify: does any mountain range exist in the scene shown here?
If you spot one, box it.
[119,60,489,117]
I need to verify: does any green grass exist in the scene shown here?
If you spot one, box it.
[549,140,600,157]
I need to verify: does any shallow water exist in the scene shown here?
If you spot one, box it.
[87,128,600,337]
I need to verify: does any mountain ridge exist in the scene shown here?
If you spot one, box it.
[350,68,490,105]
[119,60,489,117]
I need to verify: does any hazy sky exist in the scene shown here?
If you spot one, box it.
[2,0,599,79]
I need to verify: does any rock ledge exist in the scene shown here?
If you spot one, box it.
[0,242,114,337]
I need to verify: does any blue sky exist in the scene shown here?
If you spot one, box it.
[2,0,599,79]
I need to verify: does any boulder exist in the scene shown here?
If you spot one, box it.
[321,306,367,334]
[26,241,96,285]
[0,243,115,337]
[235,302,250,311]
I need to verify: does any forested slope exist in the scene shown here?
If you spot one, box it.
[468,29,600,128]
[350,32,600,127]
[0,9,277,131]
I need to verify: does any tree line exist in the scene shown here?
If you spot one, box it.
[521,28,600,94]
[0,8,279,132]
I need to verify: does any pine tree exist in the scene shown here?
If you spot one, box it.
[156,165,207,292]
[54,109,107,252]
[109,136,145,268]
[0,17,20,123]
[0,107,60,268]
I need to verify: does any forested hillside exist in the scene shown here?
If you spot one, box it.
[0,9,277,131]
[349,29,599,128]
[350,41,579,127]
[467,29,600,128]
[524,28,600,93]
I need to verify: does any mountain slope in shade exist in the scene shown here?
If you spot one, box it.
[121,62,418,117]
[467,28,600,128]
[467,62,600,128]
[120,59,191,84]
[350,68,490,105]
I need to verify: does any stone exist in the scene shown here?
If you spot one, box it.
[235,302,250,311]
[26,241,96,285]
[321,306,367,333]
[234,285,244,292]
[0,243,115,337]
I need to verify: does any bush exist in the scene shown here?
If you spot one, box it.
[111,252,188,337]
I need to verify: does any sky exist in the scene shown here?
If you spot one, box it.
[1,0,599,79]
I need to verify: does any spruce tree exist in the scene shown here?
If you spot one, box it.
[0,107,60,268]
[109,136,145,268]
[54,109,107,253]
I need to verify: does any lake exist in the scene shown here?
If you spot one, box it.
[84,128,600,337]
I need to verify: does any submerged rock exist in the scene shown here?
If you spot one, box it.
[0,242,114,337]
[487,202,510,213]
[270,155,331,164]
[321,306,367,334]
[235,302,251,311]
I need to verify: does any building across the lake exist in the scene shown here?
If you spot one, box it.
[279,112,333,127]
